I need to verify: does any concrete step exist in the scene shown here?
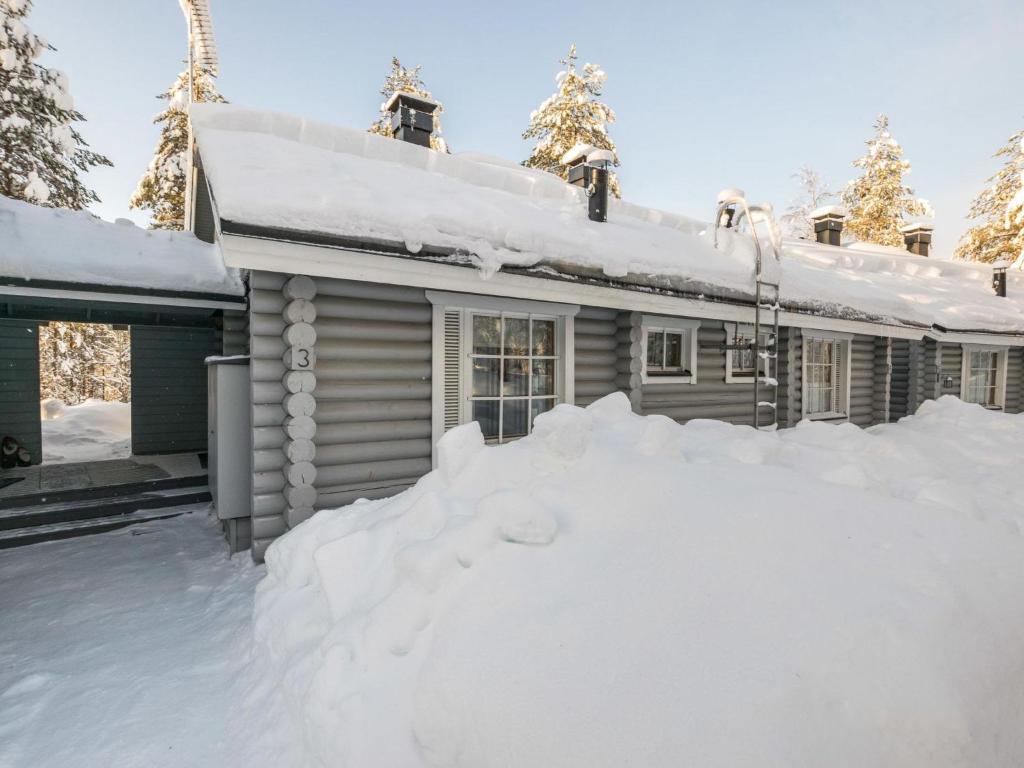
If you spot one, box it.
[0,502,210,549]
[0,473,207,511]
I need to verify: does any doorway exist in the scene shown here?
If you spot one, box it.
[37,321,132,465]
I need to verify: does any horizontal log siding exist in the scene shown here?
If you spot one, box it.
[636,318,779,427]
[889,339,911,421]
[776,326,801,428]
[872,337,891,424]
[848,335,877,427]
[939,343,963,400]
[1006,348,1024,413]
[311,278,432,513]
[574,306,624,407]
[248,271,288,561]
[221,309,248,356]
[0,320,42,464]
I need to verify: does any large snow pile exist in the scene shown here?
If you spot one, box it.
[0,194,242,295]
[191,104,1024,334]
[40,398,131,463]
[245,394,1024,767]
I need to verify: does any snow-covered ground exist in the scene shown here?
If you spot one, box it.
[250,394,1024,767]
[3,397,1024,767]
[0,510,261,768]
[40,398,131,464]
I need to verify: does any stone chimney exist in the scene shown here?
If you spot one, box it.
[384,91,438,148]
[810,206,845,246]
[562,145,613,223]
[901,222,933,257]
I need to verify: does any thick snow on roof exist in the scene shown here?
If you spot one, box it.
[0,195,243,296]
[191,104,1024,332]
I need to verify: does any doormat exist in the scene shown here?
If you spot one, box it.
[0,477,24,490]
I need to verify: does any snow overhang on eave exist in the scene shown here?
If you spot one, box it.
[925,328,1024,348]
[0,276,247,311]
[218,222,939,341]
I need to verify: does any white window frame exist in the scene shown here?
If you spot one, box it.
[427,291,578,460]
[801,331,853,421]
[724,322,770,384]
[960,344,1008,410]
[640,316,700,385]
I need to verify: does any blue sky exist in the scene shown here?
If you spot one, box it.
[32,0,1024,258]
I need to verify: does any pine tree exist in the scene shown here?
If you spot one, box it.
[368,57,449,153]
[0,0,110,208]
[841,115,930,248]
[780,165,834,239]
[953,130,1024,263]
[130,66,225,229]
[522,44,620,197]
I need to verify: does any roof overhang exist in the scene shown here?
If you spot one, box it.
[219,229,933,341]
[0,277,246,311]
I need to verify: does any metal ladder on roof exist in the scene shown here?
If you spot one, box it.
[713,190,783,430]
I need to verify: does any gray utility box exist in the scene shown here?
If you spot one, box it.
[207,356,252,552]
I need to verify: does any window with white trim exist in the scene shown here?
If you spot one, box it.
[961,346,1007,409]
[640,316,700,384]
[428,292,578,450]
[724,322,769,383]
[802,332,851,419]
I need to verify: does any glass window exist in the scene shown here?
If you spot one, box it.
[728,323,770,379]
[645,329,690,377]
[468,313,559,443]
[805,338,839,416]
[965,350,999,407]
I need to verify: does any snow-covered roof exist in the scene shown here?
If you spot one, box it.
[0,194,243,296]
[191,104,1024,334]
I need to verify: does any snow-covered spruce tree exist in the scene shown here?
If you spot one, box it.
[0,0,110,208]
[780,165,834,239]
[841,115,930,247]
[130,66,225,229]
[38,322,130,405]
[523,45,620,197]
[368,57,449,153]
[953,130,1024,263]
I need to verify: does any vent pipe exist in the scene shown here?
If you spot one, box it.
[384,91,438,148]
[900,222,934,257]
[563,144,613,223]
[810,206,845,246]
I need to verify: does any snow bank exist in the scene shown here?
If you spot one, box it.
[0,194,243,295]
[40,398,131,463]
[191,104,1024,333]
[246,394,1024,767]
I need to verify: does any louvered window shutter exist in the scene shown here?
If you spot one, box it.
[443,309,463,432]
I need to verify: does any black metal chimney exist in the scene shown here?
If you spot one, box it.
[564,146,612,223]
[385,91,438,148]
[993,263,1008,297]
[901,222,933,257]
[810,206,845,246]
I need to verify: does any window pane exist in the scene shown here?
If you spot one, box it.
[532,319,555,356]
[532,359,555,395]
[504,318,529,356]
[647,331,663,368]
[472,400,500,440]
[665,332,683,369]
[531,397,555,427]
[502,399,528,441]
[502,357,530,396]
[473,315,501,355]
[471,358,500,397]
